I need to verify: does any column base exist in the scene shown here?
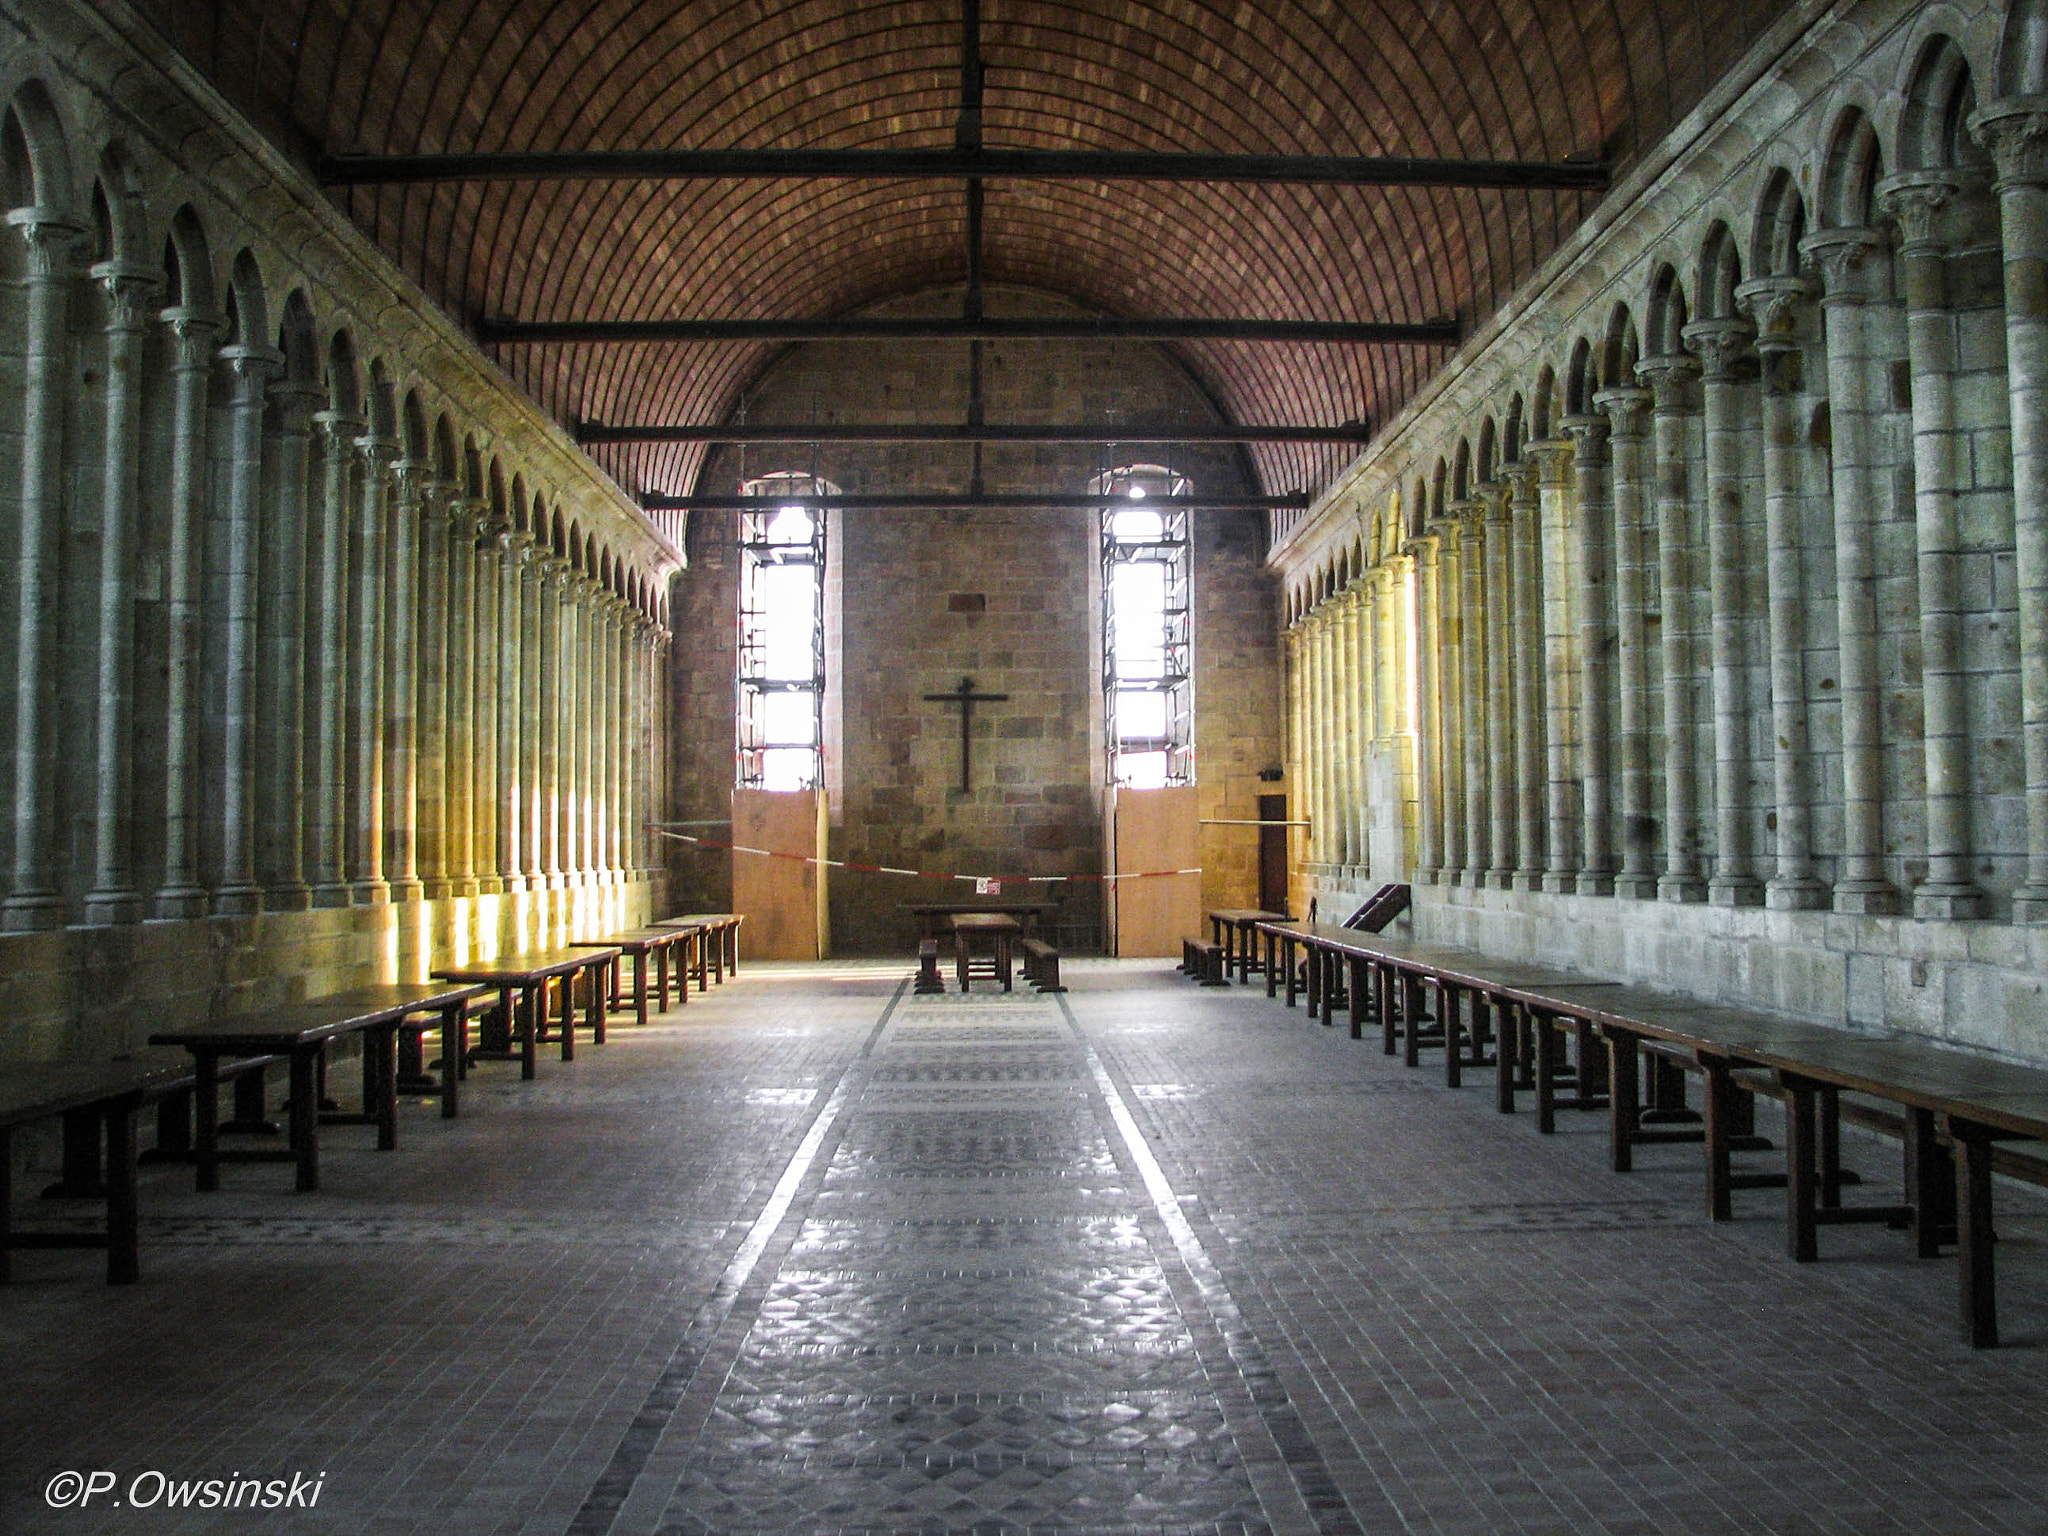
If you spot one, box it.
[1512,870,1545,892]
[1613,872,1659,900]
[1914,885,1984,922]
[1832,882,1899,916]
[0,888,63,932]
[475,875,506,896]
[150,885,209,921]
[1766,878,1830,912]
[209,885,261,918]
[423,879,457,901]
[1574,871,1615,897]
[2010,885,2048,924]
[267,883,313,913]
[80,889,142,927]
[352,882,391,906]
[1708,876,1763,907]
[1658,874,1707,904]
[1541,871,1576,895]
[1486,868,1516,891]
[311,882,354,909]
[387,878,426,904]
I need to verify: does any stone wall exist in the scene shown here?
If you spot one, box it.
[1270,0,2048,1062]
[0,0,677,1064]
[668,287,1281,953]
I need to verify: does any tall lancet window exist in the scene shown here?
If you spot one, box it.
[737,474,832,790]
[1097,465,1192,788]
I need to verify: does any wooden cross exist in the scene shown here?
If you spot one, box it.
[922,675,1009,791]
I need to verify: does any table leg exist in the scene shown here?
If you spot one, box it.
[657,945,672,1014]
[1347,958,1366,1041]
[588,962,607,1045]
[559,973,577,1061]
[1264,930,1278,998]
[520,984,538,1080]
[439,1002,463,1119]
[195,1051,221,1192]
[634,951,649,1029]
[1783,1074,1818,1262]
[1534,1015,1557,1135]
[1495,1004,1518,1114]
[1607,1029,1639,1173]
[0,1125,13,1281]
[105,1097,139,1285]
[1905,1106,1953,1257]
[1444,984,1465,1087]
[371,1023,398,1151]
[1949,1116,1999,1348]
[289,1047,320,1193]
[1382,967,1400,1056]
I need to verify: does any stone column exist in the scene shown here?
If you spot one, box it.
[1482,481,1517,886]
[1337,588,1362,867]
[208,341,283,915]
[384,462,425,904]
[2,213,79,930]
[1738,274,1830,910]
[1457,503,1490,885]
[1407,530,1444,882]
[1352,576,1378,870]
[1304,610,1328,867]
[573,575,600,880]
[1560,417,1614,895]
[1636,354,1707,902]
[1434,516,1467,884]
[471,520,503,897]
[348,431,393,902]
[1284,625,1304,873]
[445,502,480,897]
[1973,100,2048,921]
[153,307,221,919]
[307,410,361,908]
[1679,319,1764,907]
[1528,440,1580,894]
[538,557,565,889]
[1596,385,1659,898]
[499,529,532,893]
[520,548,547,887]
[1880,171,1987,920]
[1801,228,1900,915]
[1506,460,1547,889]
[415,486,454,899]
[606,598,628,879]
[259,373,322,912]
[81,262,160,925]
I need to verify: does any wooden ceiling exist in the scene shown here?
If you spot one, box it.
[144,0,1791,502]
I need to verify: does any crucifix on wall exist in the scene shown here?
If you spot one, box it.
[923,676,1009,792]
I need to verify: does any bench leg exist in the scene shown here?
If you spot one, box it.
[289,1047,320,1193]
[1608,1029,1640,1173]
[223,1064,278,1136]
[104,1098,139,1284]
[1950,1117,1999,1348]
[195,1052,222,1192]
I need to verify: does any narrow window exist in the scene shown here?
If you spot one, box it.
[1097,465,1192,788]
[737,474,831,790]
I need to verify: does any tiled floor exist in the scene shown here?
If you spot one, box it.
[4,959,2047,1535]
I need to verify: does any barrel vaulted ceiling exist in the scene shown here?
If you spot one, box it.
[145,0,1791,505]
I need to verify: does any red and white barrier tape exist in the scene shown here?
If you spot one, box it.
[648,824,1199,888]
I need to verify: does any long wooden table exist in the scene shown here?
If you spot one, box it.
[571,928,693,1026]
[1206,908,1285,981]
[903,901,1058,942]
[433,949,619,1079]
[654,913,743,984]
[151,983,485,1193]
[1250,918,2048,1347]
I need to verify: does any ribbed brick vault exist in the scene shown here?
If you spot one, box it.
[148,0,1791,503]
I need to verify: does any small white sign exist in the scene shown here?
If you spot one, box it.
[975,877,999,895]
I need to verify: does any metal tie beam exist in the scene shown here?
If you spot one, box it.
[583,422,1371,445]
[640,492,1312,511]
[479,316,1457,345]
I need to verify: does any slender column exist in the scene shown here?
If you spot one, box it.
[208,342,283,914]
[521,549,547,886]
[1973,101,2048,921]
[1679,319,1764,906]
[1351,575,1377,870]
[1457,503,1490,885]
[383,463,425,903]
[153,307,222,919]
[307,410,361,907]
[1434,516,1466,883]
[1738,275,1830,910]
[1482,481,1517,886]
[1506,461,1546,888]
[445,503,480,897]
[1802,228,1900,914]
[540,559,567,886]
[415,487,454,899]
[1306,611,1329,866]
[259,374,322,911]
[575,576,600,880]
[348,432,392,902]
[1335,589,1360,866]
[1407,531,1444,882]
[81,263,160,924]
[2,214,80,929]
[471,522,503,896]
[1880,172,1986,920]
[1561,418,1614,895]
[1284,625,1304,874]
[1637,355,1707,901]
[1529,440,1580,893]
[1596,386,1658,897]
[1390,555,1418,863]
[500,531,532,892]
[606,599,627,879]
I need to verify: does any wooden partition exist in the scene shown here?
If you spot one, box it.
[1105,785,1201,957]
[731,788,829,959]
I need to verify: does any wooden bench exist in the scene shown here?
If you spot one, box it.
[151,984,485,1193]
[656,914,743,985]
[1206,909,1285,982]
[914,939,945,995]
[1180,937,1228,987]
[571,929,692,1027]
[950,913,1019,992]
[1020,937,1066,993]
[433,948,619,1079]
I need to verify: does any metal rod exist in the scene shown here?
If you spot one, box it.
[1198,818,1312,827]
[479,315,1457,345]
[318,147,1610,191]
[583,422,1369,444]
[640,492,1311,510]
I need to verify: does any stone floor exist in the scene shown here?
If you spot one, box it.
[3,958,2047,1536]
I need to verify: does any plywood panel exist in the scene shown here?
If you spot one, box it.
[1109,785,1200,957]
[732,788,828,960]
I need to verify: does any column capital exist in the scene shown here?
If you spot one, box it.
[1679,317,1755,383]
[312,409,367,457]
[217,341,285,387]
[90,260,161,330]
[1498,458,1539,503]
[1476,479,1513,525]
[354,430,400,470]
[1592,384,1653,440]
[1876,168,1974,251]
[1733,273,1814,355]
[1634,352,1699,410]
[1559,413,1609,460]
[1971,96,2048,188]
[1799,226,1889,302]
[1524,436,1575,486]
[159,304,222,364]
[4,208,84,276]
